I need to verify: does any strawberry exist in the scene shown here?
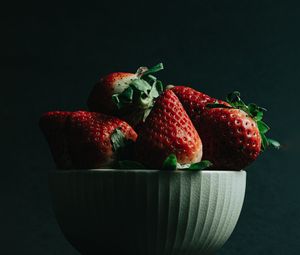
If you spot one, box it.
[87,63,165,126]
[198,107,262,170]
[39,111,73,169]
[171,86,229,117]
[135,90,203,169]
[172,86,280,170]
[67,111,138,169]
[87,72,137,114]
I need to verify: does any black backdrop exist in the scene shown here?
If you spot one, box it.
[2,0,299,254]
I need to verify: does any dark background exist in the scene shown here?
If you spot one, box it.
[1,0,299,254]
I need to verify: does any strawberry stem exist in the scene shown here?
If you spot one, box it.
[136,63,164,78]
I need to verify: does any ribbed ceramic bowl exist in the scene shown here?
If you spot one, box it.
[49,169,246,255]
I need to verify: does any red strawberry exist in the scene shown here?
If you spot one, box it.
[199,107,261,170]
[87,72,137,114]
[39,111,73,169]
[135,90,202,168]
[171,86,229,117]
[172,86,279,170]
[87,63,164,126]
[67,111,138,169]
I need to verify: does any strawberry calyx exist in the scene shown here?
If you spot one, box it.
[206,91,280,151]
[110,128,127,152]
[112,63,164,124]
[162,154,177,170]
[187,160,213,170]
[110,127,137,162]
[162,154,213,171]
[113,154,212,171]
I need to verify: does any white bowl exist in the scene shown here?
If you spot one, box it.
[49,169,246,255]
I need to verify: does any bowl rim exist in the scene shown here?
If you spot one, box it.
[52,169,245,174]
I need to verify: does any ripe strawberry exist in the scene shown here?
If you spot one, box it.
[39,111,73,169]
[87,72,137,114]
[172,86,279,170]
[199,107,262,170]
[135,90,203,168]
[171,86,228,117]
[87,63,164,126]
[67,111,138,169]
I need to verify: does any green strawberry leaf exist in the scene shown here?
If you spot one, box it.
[112,94,121,108]
[248,103,266,121]
[257,120,270,134]
[163,155,213,171]
[226,91,251,113]
[254,111,264,121]
[120,86,134,102]
[149,83,160,98]
[162,154,177,170]
[260,133,269,151]
[248,103,259,117]
[156,80,164,94]
[117,160,146,169]
[131,79,152,94]
[143,107,152,122]
[112,87,134,109]
[226,91,243,105]
[110,128,126,152]
[146,74,157,82]
[188,160,213,170]
[112,94,128,110]
[267,138,281,149]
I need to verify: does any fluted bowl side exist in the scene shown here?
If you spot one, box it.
[49,169,246,255]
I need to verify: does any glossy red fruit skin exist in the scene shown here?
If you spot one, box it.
[67,111,137,169]
[172,86,261,170]
[39,111,73,169]
[171,86,228,116]
[87,72,137,114]
[200,108,261,170]
[135,90,202,168]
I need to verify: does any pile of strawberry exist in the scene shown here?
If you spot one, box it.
[40,63,279,171]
